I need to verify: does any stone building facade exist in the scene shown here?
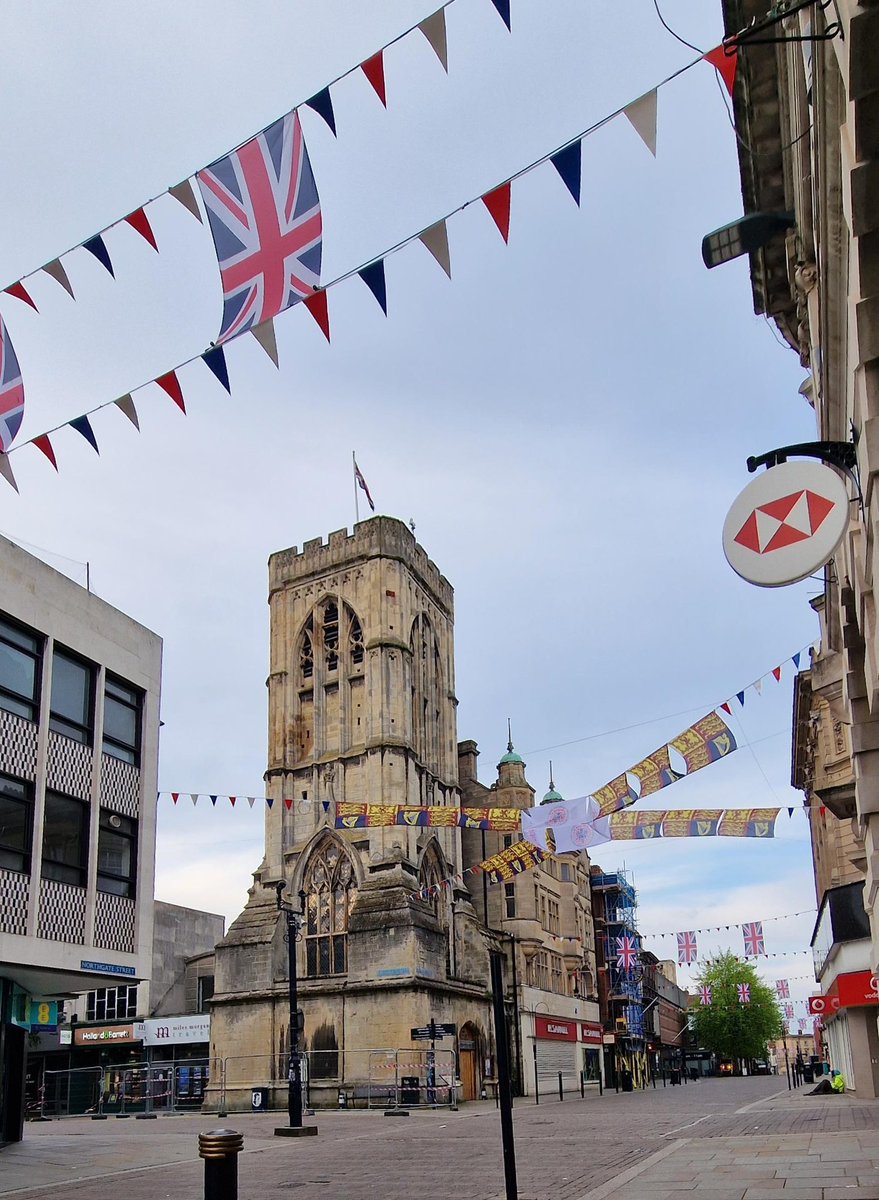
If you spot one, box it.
[210,517,600,1108]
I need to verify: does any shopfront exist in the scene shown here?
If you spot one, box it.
[580,1020,603,1081]
[813,969,879,1096]
[531,1015,579,1096]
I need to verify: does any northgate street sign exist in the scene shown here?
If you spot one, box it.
[411,1021,457,1041]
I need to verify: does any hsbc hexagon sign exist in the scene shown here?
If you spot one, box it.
[723,461,850,587]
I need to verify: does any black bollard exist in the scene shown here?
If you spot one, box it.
[580,1074,585,1099]
[558,1072,564,1101]
[199,1129,243,1200]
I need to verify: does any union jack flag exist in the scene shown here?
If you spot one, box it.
[197,110,322,344]
[737,982,751,1004]
[615,934,638,973]
[775,979,790,999]
[784,1003,794,1019]
[742,921,765,957]
[677,931,698,964]
[0,314,24,453]
[699,986,712,1006]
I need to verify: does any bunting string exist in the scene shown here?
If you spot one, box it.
[0,43,735,489]
[640,908,816,939]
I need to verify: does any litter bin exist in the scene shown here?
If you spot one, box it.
[670,1068,681,1086]
[620,1069,634,1092]
[802,1066,814,1084]
[250,1087,268,1112]
[400,1076,420,1106]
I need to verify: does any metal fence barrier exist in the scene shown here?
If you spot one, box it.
[40,1060,210,1118]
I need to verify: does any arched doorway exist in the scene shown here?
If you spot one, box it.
[458,1022,480,1101]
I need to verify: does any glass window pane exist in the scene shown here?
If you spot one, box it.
[306,941,317,976]
[103,695,137,747]
[43,793,86,884]
[333,936,346,974]
[318,938,330,974]
[98,829,131,877]
[0,619,38,654]
[0,642,37,705]
[51,652,92,728]
[0,794,28,852]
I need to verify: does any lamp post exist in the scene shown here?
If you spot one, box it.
[274,882,317,1138]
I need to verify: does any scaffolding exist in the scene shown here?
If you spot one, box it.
[593,869,645,1041]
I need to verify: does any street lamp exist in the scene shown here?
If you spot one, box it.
[274,882,317,1138]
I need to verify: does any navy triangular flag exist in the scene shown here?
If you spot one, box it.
[84,235,115,277]
[70,415,99,453]
[490,0,511,29]
[792,652,801,669]
[359,261,387,315]
[322,800,330,813]
[550,142,582,205]
[788,807,794,817]
[210,794,218,807]
[736,691,745,706]
[203,346,230,393]
[306,87,337,136]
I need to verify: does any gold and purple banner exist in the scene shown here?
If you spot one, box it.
[334,803,522,832]
[478,840,545,883]
[717,807,778,838]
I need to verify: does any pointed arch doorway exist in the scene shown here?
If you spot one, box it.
[458,1022,480,1101]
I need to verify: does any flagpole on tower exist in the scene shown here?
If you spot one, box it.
[353,451,360,524]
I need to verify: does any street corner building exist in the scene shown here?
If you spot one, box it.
[209,517,603,1110]
[0,535,162,1143]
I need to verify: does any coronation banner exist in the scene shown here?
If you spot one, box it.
[335,803,522,831]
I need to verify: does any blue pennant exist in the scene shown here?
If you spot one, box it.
[84,234,115,277]
[736,691,745,706]
[550,142,582,205]
[490,0,511,29]
[70,415,99,453]
[359,260,387,315]
[306,87,337,136]
[202,346,230,393]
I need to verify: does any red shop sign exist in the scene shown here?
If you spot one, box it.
[580,1022,603,1044]
[535,1016,577,1041]
[834,971,879,1008]
[808,995,840,1016]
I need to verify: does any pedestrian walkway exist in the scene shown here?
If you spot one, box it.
[0,1076,876,1200]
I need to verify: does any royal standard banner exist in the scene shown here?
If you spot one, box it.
[628,747,679,799]
[717,808,778,838]
[658,809,723,838]
[669,712,737,774]
[334,803,521,832]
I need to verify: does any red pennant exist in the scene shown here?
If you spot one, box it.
[171,793,179,805]
[5,282,38,311]
[229,795,236,807]
[772,666,782,682]
[33,434,58,470]
[361,52,386,106]
[157,371,185,413]
[125,208,158,251]
[703,44,738,97]
[721,701,731,714]
[284,797,293,810]
[304,290,330,342]
[482,182,511,243]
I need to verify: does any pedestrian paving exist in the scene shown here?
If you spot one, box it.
[1,1076,876,1200]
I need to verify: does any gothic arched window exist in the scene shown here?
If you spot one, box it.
[299,620,314,682]
[322,602,339,672]
[303,839,357,977]
[349,613,364,666]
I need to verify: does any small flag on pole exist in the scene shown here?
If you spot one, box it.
[354,456,375,512]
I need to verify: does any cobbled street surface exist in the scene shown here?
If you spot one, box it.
[2,1076,878,1200]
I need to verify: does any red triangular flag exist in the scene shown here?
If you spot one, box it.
[772,666,782,681]
[482,182,511,244]
[171,793,179,805]
[125,208,158,251]
[361,52,386,107]
[156,371,185,413]
[33,434,58,470]
[304,290,330,342]
[703,45,738,98]
[721,701,731,714]
[5,282,38,311]
[229,795,236,807]
[284,797,293,810]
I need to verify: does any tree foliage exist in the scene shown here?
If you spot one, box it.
[691,951,784,1062]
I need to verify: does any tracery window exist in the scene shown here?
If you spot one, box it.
[303,839,357,977]
[418,843,448,923]
[297,601,364,685]
[323,602,339,672]
[349,614,364,666]
[299,625,314,680]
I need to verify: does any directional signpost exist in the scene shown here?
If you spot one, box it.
[410,1020,456,1041]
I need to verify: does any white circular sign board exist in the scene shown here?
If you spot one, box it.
[722,460,850,587]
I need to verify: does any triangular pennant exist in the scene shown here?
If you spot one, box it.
[772,666,782,681]
[361,51,387,107]
[70,415,99,453]
[322,800,331,813]
[736,691,745,706]
[202,346,231,393]
[721,701,731,714]
[550,142,582,205]
[115,394,140,429]
[33,434,58,470]
[305,86,337,135]
[358,261,388,315]
[624,90,657,156]
[304,290,331,342]
[156,371,185,413]
[753,678,763,694]
[83,235,115,277]
[420,220,451,277]
[210,795,217,807]
[5,282,38,311]
[284,798,293,810]
[247,796,256,808]
[266,797,274,809]
[0,453,18,492]
[171,793,179,805]
[490,0,511,29]
[482,182,511,243]
[43,259,74,298]
[229,796,236,807]
[703,44,738,97]
[792,652,801,669]
[419,11,448,71]
[788,807,794,817]
[169,179,203,222]
[125,208,158,251]
[251,319,279,366]
[191,793,199,806]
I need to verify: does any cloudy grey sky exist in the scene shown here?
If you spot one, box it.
[0,1,819,1022]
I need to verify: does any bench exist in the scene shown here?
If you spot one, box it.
[337,1085,390,1109]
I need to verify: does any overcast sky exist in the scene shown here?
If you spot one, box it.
[0,1,820,1023]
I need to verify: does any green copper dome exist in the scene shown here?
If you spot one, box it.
[541,785,563,805]
[499,720,524,766]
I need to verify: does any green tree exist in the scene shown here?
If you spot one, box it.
[692,952,784,1063]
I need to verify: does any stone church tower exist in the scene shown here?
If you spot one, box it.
[210,518,491,1107]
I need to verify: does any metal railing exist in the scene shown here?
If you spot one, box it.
[40,1060,210,1118]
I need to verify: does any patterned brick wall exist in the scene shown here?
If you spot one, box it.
[99,753,140,818]
[46,731,93,800]
[0,709,38,780]
[0,868,29,936]
[37,877,86,942]
[94,890,135,953]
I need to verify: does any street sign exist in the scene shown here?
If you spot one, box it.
[722,461,849,587]
[410,1021,457,1041]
